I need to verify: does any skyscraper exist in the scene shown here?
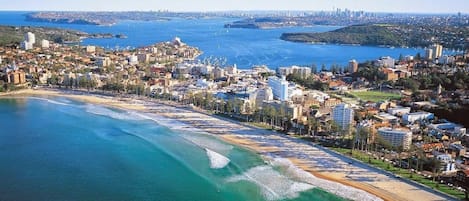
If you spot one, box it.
[332,103,354,131]
[431,44,443,59]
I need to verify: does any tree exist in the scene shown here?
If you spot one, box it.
[321,64,327,72]
[310,63,317,74]
[415,53,421,61]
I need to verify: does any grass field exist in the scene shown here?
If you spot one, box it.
[349,91,401,102]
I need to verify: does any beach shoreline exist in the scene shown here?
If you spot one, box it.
[1,88,454,201]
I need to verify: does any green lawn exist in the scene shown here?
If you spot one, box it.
[349,91,401,102]
[330,147,466,200]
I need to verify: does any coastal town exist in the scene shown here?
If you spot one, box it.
[1,26,469,200]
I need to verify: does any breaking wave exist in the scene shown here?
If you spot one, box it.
[227,165,314,201]
[205,148,230,169]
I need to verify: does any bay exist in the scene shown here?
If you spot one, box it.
[0,11,429,69]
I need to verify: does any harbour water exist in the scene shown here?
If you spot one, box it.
[0,97,347,201]
[0,11,429,68]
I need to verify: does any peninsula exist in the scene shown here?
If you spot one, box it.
[0,25,125,46]
[281,24,469,49]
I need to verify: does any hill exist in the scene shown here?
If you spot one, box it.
[281,24,469,49]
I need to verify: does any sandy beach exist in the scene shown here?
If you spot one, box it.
[1,88,455,201]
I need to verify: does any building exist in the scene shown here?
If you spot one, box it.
[387,106,411,116]
[251,87,274,108]
[377,127,412,150]
[96,57,112,67]
[21,41,33,50]
[25,32,35,44]
[402,112,434,124]
[332,103,354,131]
[128,55,139,65]
[41,39,50,49]
[137,53,150,63]
[86,45,96,53]
[425,48,433,60]
[212,67,225,79]
[268,76,289,101]
[5,71,26,85]
[348,59,358,73]
[277,66,311,78]
[374,112,399,124]
[377,56,395,68]
[433,151,456,174]
[225,65,238,75]
[431,44,443,59]
[428,123,466,136]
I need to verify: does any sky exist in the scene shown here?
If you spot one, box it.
[0,0,467,14]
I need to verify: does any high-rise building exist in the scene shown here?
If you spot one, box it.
[431,44,443,59]
[25,32,35,44]
[268,76,289,101]
[348,59,358,73]
[21,40,33,50]
[425,48,433,60]
[377,127,412,150]
[332,103,354,130]
[21,32,36,50]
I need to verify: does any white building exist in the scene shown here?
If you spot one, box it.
[268,76,289,101]
[431,44,443,59]
[277,66,311,78]
[377,56,395,68]
[128,55,139,65]
[377,127,412,150]
[403,112,434,124]
[433,151,456,174]
[41,39,50,49]
[86,45,96,53]
[25,32,35,44]
[332,103,354,131]
[425,48,433,60]
[387,106,411,116]
[21,40,33,50]
[250,87,274,108]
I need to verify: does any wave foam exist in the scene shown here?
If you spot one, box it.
[227,165,314,201]
[205,148,230,169]
[85,105,145,121]
[270,158,382,201]
[28,97,71,106]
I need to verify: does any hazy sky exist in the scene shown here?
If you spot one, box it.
[0,0,467,13]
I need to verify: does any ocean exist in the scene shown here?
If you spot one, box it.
[0,11,436,69]
[0,97,348,201]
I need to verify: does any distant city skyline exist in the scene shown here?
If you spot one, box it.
[0,0,468,14]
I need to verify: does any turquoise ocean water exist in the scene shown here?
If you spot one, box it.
[0,97,346,201]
